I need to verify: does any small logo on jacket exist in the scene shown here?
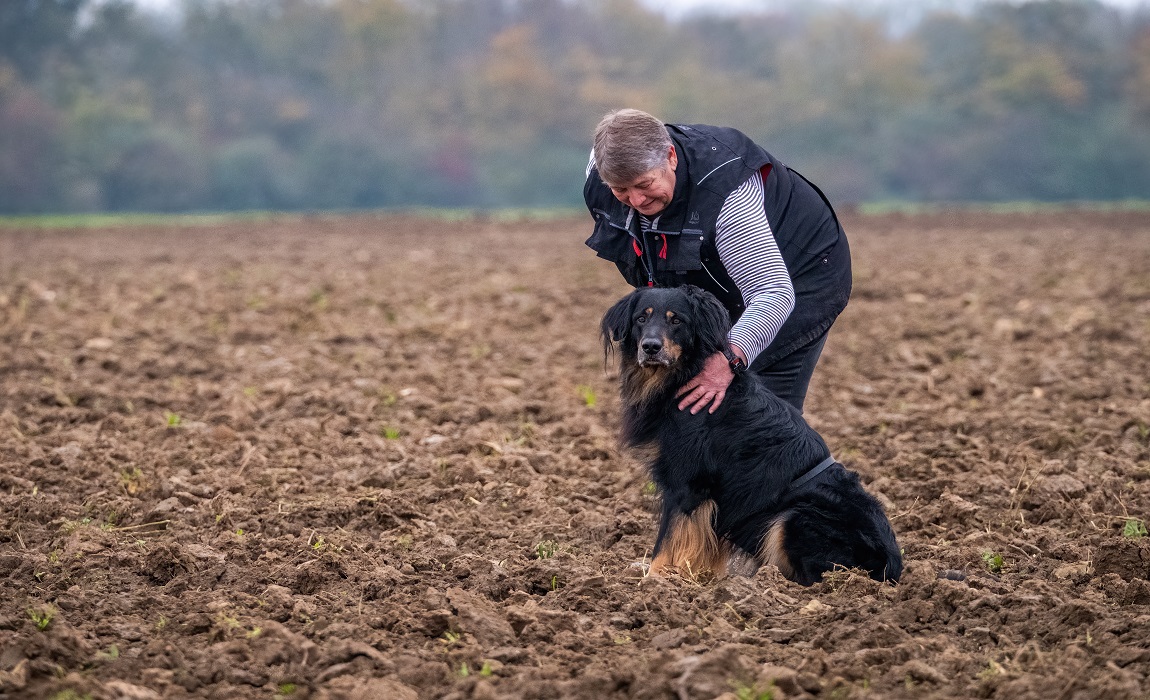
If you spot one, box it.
[688,211,700,225]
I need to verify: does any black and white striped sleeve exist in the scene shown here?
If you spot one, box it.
[714,173,795,365]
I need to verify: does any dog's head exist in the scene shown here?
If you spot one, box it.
[601,285,731,374]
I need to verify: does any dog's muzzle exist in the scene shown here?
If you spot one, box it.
[638,336,671,367]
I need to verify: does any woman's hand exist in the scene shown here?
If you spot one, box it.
[676,350,738,414]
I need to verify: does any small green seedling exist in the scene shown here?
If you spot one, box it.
[641,481,658,496]
[49,691,93,700]
[119,467,144,496]
[731,680,775,700]
[982,551,1005,574]
[1123,518,1147,539]
[164,411,182,427]
[458,662,470,677]
[277,683,298,696]
[535,540,559,559]
[382,426,401,440]
[28,606,55,631]
[577,385,597,407]
[441,630,462,646]
[479,662,494,677]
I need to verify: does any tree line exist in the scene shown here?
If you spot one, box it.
[2,0,1149,214]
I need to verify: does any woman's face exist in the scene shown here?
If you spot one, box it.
[607,146,677,217]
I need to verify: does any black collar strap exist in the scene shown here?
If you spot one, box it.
[790,456,835,491]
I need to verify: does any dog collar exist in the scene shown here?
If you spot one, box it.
[790,456,836,491]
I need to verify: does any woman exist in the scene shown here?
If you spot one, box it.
[584,108,851,414]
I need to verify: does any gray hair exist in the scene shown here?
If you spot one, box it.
[592,109,673,187]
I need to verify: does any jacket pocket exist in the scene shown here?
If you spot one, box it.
[658,228,704,273]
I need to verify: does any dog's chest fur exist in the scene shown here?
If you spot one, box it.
[635,378,829,498]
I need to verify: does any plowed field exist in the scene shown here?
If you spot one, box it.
[1,211,1148,699]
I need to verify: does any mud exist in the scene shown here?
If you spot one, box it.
[1,210,1148,699]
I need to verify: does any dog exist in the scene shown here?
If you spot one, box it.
[601,285,902,585]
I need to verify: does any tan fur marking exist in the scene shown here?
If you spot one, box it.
[649,500,730,578]
[662,338,682,362]
[759,519,795,579]
[621,364,670,407]
[665,310,675,320]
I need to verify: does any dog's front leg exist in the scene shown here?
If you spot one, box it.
[648,497,728,578]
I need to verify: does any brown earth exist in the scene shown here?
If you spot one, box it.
[1,210,1148,700]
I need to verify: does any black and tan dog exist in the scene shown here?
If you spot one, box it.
[602,285,902,585]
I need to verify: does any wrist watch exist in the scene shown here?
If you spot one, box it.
[722,348,747,375]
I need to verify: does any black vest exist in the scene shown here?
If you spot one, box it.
[584,123,852,366]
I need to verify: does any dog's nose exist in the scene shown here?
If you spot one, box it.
[641,338,662,355]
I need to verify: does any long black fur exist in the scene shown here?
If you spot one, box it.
[602,285,902,585]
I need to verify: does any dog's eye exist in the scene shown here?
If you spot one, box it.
[636,315,647,324]
[670,317,681,325]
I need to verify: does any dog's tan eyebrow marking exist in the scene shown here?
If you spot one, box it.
[643,307,654,316]
[665,311,676,320]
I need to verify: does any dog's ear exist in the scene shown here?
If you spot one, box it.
[601,290,639,356]
[683,285,731,353]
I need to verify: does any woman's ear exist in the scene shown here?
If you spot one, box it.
[683,285,731,353]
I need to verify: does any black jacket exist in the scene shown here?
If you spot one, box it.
[584,123,852,367]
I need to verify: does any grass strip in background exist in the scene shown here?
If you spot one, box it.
[0,207,586,230]
[859,199,1150,216]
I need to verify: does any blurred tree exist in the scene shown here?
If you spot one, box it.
[211,136,302,210]
[0,78,63,212]
[1128,27,1150,123]
[103,128,209,211]
[0,0,85,80]
[0,0,1148,212]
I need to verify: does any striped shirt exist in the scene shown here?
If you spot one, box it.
[639,174,795,365]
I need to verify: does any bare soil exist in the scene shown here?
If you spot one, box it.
[1,211,1148,700]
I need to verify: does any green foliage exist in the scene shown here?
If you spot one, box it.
[731,680,775,700]
[28,605,55,631]
[577,385,597,407]
[534,540,559,559]
[96,645,120,661]
[3,0,1150,214]
[164,411,182,427]
[49,692,93,700]
[982,551,1005,574]
[441,630,462,646]
[1123,518,1147,539]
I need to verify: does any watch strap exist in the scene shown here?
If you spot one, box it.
[722,348,747,374]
